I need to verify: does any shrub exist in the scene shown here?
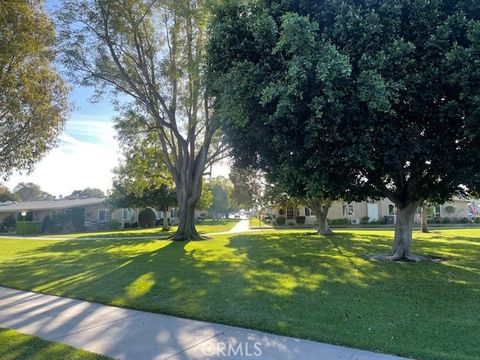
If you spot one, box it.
[276,216,286,226]
[330,218,350,225]
[131,222,139,228]
[138,208,157,228]
[16,221,42,235]
[474,217,480,223]
[124,222,131,229]
[2,214,16,230]
[42,215,54,233]
[106,219,121,230]
[295,216,306,225]
[71,207,85,232]
[459,217,470,224]
[441,217,452,224]
[360,216,370,225]
[287,220,295,226]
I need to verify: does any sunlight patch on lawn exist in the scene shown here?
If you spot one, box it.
[125,272,155,299]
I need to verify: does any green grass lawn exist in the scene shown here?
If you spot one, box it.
[249,217,270,228]
[0,328,111,360]
[0,229,478,360]
[48,219,238,239]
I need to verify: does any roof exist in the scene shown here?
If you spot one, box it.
[0,197,106,212]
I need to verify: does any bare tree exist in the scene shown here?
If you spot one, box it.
[58,0,227,240]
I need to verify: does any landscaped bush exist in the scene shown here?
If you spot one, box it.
[2,214,16,231]
[42,215,54,233]
[106,219,121,230]
[287,220,295,226]
[47,213,69,233]
[16,221,42,235]
[71,207,85,232]
[360,216,370,225]
[458,217,470,224]
[330,218,350,225]
[295,216,305,225]
[474,217,480,223]
[138,208,156,228]
[441,217,452,224]
[275,216,286,226]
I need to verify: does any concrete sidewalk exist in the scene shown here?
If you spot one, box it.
[0,286,409,360]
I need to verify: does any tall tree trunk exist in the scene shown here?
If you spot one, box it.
[162,208,170,232]
[421,203,429,233]
[174,199,201,240]
[389,201,420,260]
[306,198,333,235]
[172,178,203,241]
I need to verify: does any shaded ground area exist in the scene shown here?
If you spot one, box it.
[0,328,111,360]
[39,220,239,240]
[0,229,478,360]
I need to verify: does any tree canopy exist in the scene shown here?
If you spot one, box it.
[67,188,105,199]
[110,110,177,214]
[13,182,54,202]
[0,0,67,178]
[58,0,227,240]
[0,184,15,202]
[208,0,480,259]
[204,176,233,218]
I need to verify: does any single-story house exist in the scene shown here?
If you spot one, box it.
[268,197,478,225]
[0,197,179,232]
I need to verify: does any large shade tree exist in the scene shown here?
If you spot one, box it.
[207,2,370,235]
[209,0,480,258]
[0,0,67,178]
[58,0,227,240]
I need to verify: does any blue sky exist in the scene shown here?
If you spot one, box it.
[6,0,228,197]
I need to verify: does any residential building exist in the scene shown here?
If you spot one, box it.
[269,197,477,225]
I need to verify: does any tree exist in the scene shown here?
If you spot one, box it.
[14,182,54,201]
[0,184,16,202]
[229,166,263,210]
[207,3,368,235]
[67,188,105,199]
[0,0,67,178]
[196,185,213,213]
[205,177,233,219]
[421,203,429,233]
[209,1,480,259]
[58,0,227,240]
[109,117,177,231]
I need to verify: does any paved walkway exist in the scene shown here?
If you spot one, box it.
[0,286,409,360]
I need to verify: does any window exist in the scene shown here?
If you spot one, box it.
[388,204,396,216]
[343,204,354,216]
[122,209,133,221]
[434,205,441,217]
[98,209,111,222]
[170,209,175,218]
[286,207,295,220]
[305,206,312,217]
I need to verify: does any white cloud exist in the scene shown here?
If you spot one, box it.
[6,115,120,197]
[5,113,231,197]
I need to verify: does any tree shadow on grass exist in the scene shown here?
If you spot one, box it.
[0,231,478,360]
